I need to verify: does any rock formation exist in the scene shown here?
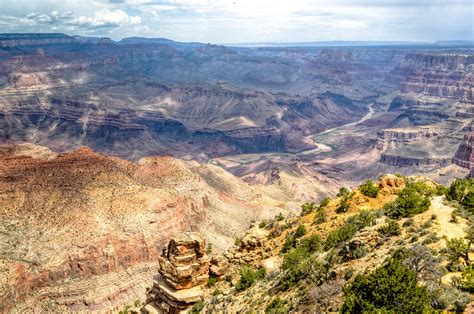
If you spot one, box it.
[376,128,439,150]
[392,53,473,101]
[145,233,209,313]
[0,144,292,312]
[453,130,474,169]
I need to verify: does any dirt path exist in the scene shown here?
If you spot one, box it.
[424,196,467,240]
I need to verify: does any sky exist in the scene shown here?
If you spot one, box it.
[0,0,472,43]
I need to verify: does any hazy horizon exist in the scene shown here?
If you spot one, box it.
[0,0,472,44]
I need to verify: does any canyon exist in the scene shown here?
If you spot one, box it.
[0,33,473,311]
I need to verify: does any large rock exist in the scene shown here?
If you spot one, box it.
[453,131,474,169]
[146,232,210,313]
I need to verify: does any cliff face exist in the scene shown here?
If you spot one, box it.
[380,154,452,167]
[391,53,473,101]
[376,128,439,150]
[453,131,474,169]
[0,144,291,312]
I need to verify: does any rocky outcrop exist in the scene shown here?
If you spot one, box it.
[376,128,439,150]
[145,233,209,313]
[453,131,474,169]
[224,224,274,266]
[377,174,405,194]
[388,96,445,112]
[389,109,449,127]
[380,154,451,167]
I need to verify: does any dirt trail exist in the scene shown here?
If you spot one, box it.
[425,196,467,240]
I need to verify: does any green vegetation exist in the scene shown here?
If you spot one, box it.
[282,224,308,253]
[384,184,431,218]
[314,207,326,224]
[280,246,330,290]
[294,224,307,238]
[207,276,217,286]
[378,219,401,237]
[337,187,351,197]
[300,233,322,253]
[265,297,287,313]
[444,237,471,267]
[446,178,474,213]
[458,264,474,293]
[206,243,212,255]
[275,212,285,221]
[234,237,242,246]
[235,266,266,292]
[301,202,317,216]
[336,187,354,214]
[319,197,330,208]
[359,179,380,198]
[324,210,375,250]
[342,258,429,313]
[190,300,205,313]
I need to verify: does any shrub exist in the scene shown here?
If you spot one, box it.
[235,266,266,292]
[300,234,322,253]
[336,200,350,213]
[282,234,296,253]
[324,210,375,250]
[259,219,268,228]
[190,301,205,314]
[234,237,242,246]
[402,218,414,227]
[206,243,212,255]
[378,220,401,237]
[281,247,329,290]
[207,277,217,286]
[341,258,430,313]
[275,212,284,221]
[444,237,471,266]
[314,207,327,224]
[384,186,431,218]
[319,197,330,208]
[337,187,351,197]
[446,178,474,213]
[459,264,474,293]
[294,224,307,238]
[265,297,287,313]
[360,179,380,198]
[301,202,317,216]
[353,245,368,259]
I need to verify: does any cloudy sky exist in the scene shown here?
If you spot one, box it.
[0,0,472,43]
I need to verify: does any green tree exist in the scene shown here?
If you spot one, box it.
[301,202,317,216]
[384,186,430,218]
[459,264,474,293]
[294,224,307,238]
[235,266,266,292]
[360,179,380,198]
[342,258,430,313]
[444,237,471,266]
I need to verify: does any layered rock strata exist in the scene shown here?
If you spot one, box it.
[453,131,474,169]
[376,128,439,150]
[146,233,209,313]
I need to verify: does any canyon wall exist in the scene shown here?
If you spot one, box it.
[0,144,291,312]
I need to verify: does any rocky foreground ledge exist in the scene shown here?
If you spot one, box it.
[141,232,229,313]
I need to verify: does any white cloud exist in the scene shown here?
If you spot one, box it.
[68,9,141,29]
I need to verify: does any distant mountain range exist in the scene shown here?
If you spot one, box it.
[1,33,473,49]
